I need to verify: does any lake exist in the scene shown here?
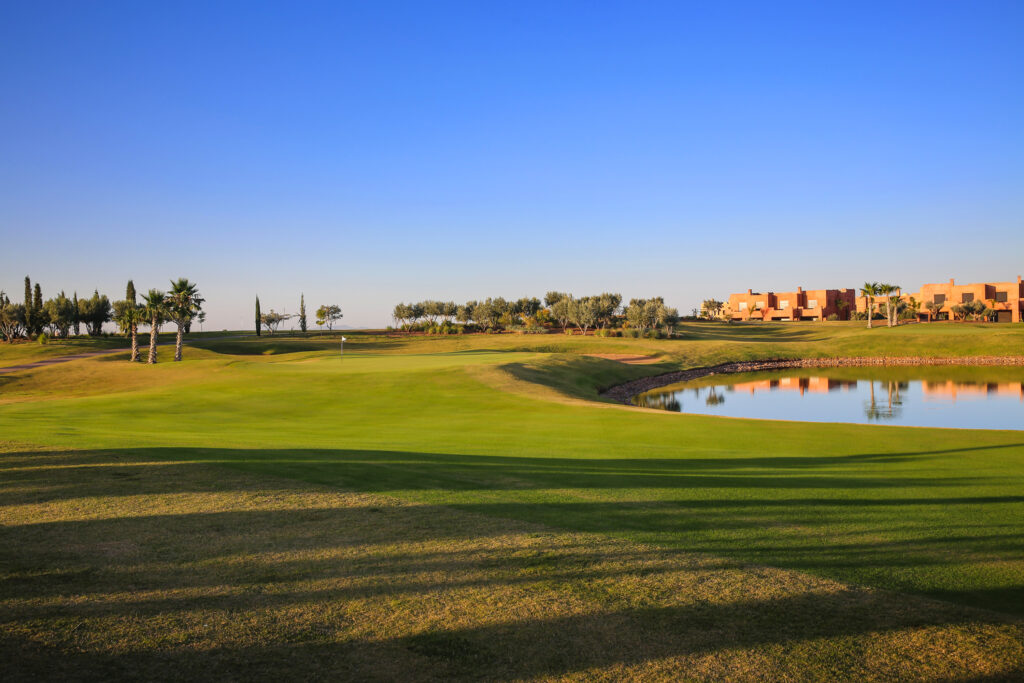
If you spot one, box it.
[633,366,1024,430]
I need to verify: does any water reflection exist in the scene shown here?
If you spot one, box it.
[633,372,1024,430]
[864,381,907,421]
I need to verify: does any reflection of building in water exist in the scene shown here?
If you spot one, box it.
[922,381,1024,402]
[732,376,859,396]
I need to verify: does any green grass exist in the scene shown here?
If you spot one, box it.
[2,323,1024,678]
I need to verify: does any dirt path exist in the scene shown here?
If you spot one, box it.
[0,348,128,374]
[0,335,254,375]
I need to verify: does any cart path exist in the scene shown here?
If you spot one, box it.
[0,348,129,374]
[0,335,257,375]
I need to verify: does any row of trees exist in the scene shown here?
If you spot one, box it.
[254,295,342,335]
[0,277,115,341]
[0,276,204,365]
[859,282,904,328]
[110,279,204,363]
[392,292,679,335]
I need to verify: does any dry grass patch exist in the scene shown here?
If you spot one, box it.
[2,445,1023,681]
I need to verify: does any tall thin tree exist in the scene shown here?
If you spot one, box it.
[299,294,307,334]
[72,291,80,335]
[24,276,33,336]
[141,289,167,364]
[32,283,43,336]
[255,296,262,336]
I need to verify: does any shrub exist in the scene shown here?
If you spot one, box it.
[826,313,840,321]
[645,329,661,339]
[623,329,640,338]
[37,332,49,345]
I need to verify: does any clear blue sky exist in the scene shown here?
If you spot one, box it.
[2,1,1022,328]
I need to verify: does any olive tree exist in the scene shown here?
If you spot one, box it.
[43,292,76,337]
[315,304,342,331]
[261,310,294,335]
[569,297,599,334]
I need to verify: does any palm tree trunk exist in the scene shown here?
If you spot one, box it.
[867,301,873,329]
[130,323,139,362]
[148,317,158,364]
[175,323,184,361]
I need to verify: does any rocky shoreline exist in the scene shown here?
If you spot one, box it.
[600,356,1024,405]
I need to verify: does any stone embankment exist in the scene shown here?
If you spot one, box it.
[600,356,1024,405]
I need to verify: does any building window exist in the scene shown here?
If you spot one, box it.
[933,294,945,305]
[779,300,789,309]
[962,293,974,303]
[995,291,1008,302]
[738,301,747,310]
[807,299,818,308]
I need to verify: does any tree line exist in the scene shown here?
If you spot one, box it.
[254,295,343,336]
[0,277,114,341]
[392,292,680,336]
[0,276,203,364]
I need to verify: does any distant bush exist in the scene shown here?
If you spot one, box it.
[826,313,840,321]
[37,332,49,345]
[623,329,640,338]
[645,329,662,339]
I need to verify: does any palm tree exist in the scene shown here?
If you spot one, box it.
[860,282,879,328]
[166,279,204,362]
[877,283,901,327]
[141,289,167,364]
[113,299,143,362]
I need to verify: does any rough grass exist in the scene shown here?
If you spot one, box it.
[2,323,1024,679]
[2,445,1022,681]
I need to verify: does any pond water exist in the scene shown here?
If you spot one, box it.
[633,366,1024,430]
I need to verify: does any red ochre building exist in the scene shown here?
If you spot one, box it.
[729,276,1023,323]
[912,277,1023,323]
[728,287,857,321]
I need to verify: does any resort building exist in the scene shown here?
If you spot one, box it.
[729,276,1023,323]
[914,277,1023,323]
[728,287,856,321]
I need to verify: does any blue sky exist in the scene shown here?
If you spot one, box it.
[2,1,1022,328]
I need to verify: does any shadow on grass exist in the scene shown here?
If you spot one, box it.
[3,445,1024,618]
[6,591,1017,682]
[3,447,1023,680]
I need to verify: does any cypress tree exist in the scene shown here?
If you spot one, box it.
[72,291,80,336]
[24,276,32,336]
[255,296,262,336]
[33,283,43,336]
[126,280,136,304]
[299,294,307,334]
